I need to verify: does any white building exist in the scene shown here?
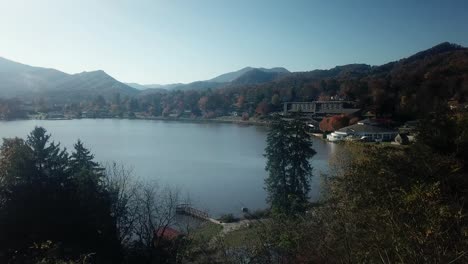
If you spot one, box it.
[283,101,359,116]
[327,131,348,142]
[327,121,398,142]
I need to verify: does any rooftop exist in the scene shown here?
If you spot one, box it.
[284,101,354,104]
[317,108,360,114]
[155,227,181,240]
[336,123,397,134]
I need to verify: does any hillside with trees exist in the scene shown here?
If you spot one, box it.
[75,43,468,121]
[1,42,467,122]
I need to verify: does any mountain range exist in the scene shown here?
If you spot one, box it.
[125,66,290,92]
[0,57,137,102]
[0,42,467,107]
[0,55,290,101]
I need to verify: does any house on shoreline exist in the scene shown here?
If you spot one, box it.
[327,121,398,142]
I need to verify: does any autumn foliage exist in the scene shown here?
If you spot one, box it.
[6,42,468,123]
[255,100,270,116]
[319,115,350,132]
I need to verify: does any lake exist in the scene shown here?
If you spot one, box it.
[0,119,336,217]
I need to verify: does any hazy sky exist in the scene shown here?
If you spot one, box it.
[1,0,467,84]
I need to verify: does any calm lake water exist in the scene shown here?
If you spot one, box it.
[0,119,336,217]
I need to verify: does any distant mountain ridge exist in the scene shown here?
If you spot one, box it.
[0,56,292,100]
[0,42,466,108]
[142,67,291,91]
[43,70,138,102]
[208,67,289,83]
[125,82,181,90]
[230,68,290,85]
[0,57,70,97]
[0,57,138,101]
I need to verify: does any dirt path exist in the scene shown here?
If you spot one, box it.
[219,219,254,235]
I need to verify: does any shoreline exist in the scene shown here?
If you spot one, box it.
[3,116,272,127]
[139,116,271,126]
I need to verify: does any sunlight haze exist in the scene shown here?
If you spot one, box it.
[0,0,467,84]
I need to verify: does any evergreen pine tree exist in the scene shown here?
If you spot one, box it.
[1,127,76,259]
[0,127,121,262]
[265,117,316,214]
[70,139,102,175]
[69,139,121,262]
[26,126,69,178]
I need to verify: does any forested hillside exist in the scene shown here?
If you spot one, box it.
[125,43,467,121]
[216,42,468,119]
[1,43,467,121]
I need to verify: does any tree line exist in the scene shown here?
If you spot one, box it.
[0,127,185,263]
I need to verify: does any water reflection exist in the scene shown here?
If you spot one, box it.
[0,119,337,216]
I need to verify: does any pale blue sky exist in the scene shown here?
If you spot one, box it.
[0,0,467,84]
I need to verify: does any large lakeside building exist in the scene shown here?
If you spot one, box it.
[283,101,360,116]
[327,121,398,142]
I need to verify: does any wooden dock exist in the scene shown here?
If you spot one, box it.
[176,204,210,220]
[176,204,222,224]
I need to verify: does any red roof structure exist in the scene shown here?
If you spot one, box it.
[155,227,181,240]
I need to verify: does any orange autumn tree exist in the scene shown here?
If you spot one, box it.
[255,100,270,116]
[319,115,350,132]
[236,95,245,108]
[198,96,209,112]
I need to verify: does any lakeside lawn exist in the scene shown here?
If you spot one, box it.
[190,222,223,243]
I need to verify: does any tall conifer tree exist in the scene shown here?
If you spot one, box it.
[265,118,316,214]
[70,139,102,174]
